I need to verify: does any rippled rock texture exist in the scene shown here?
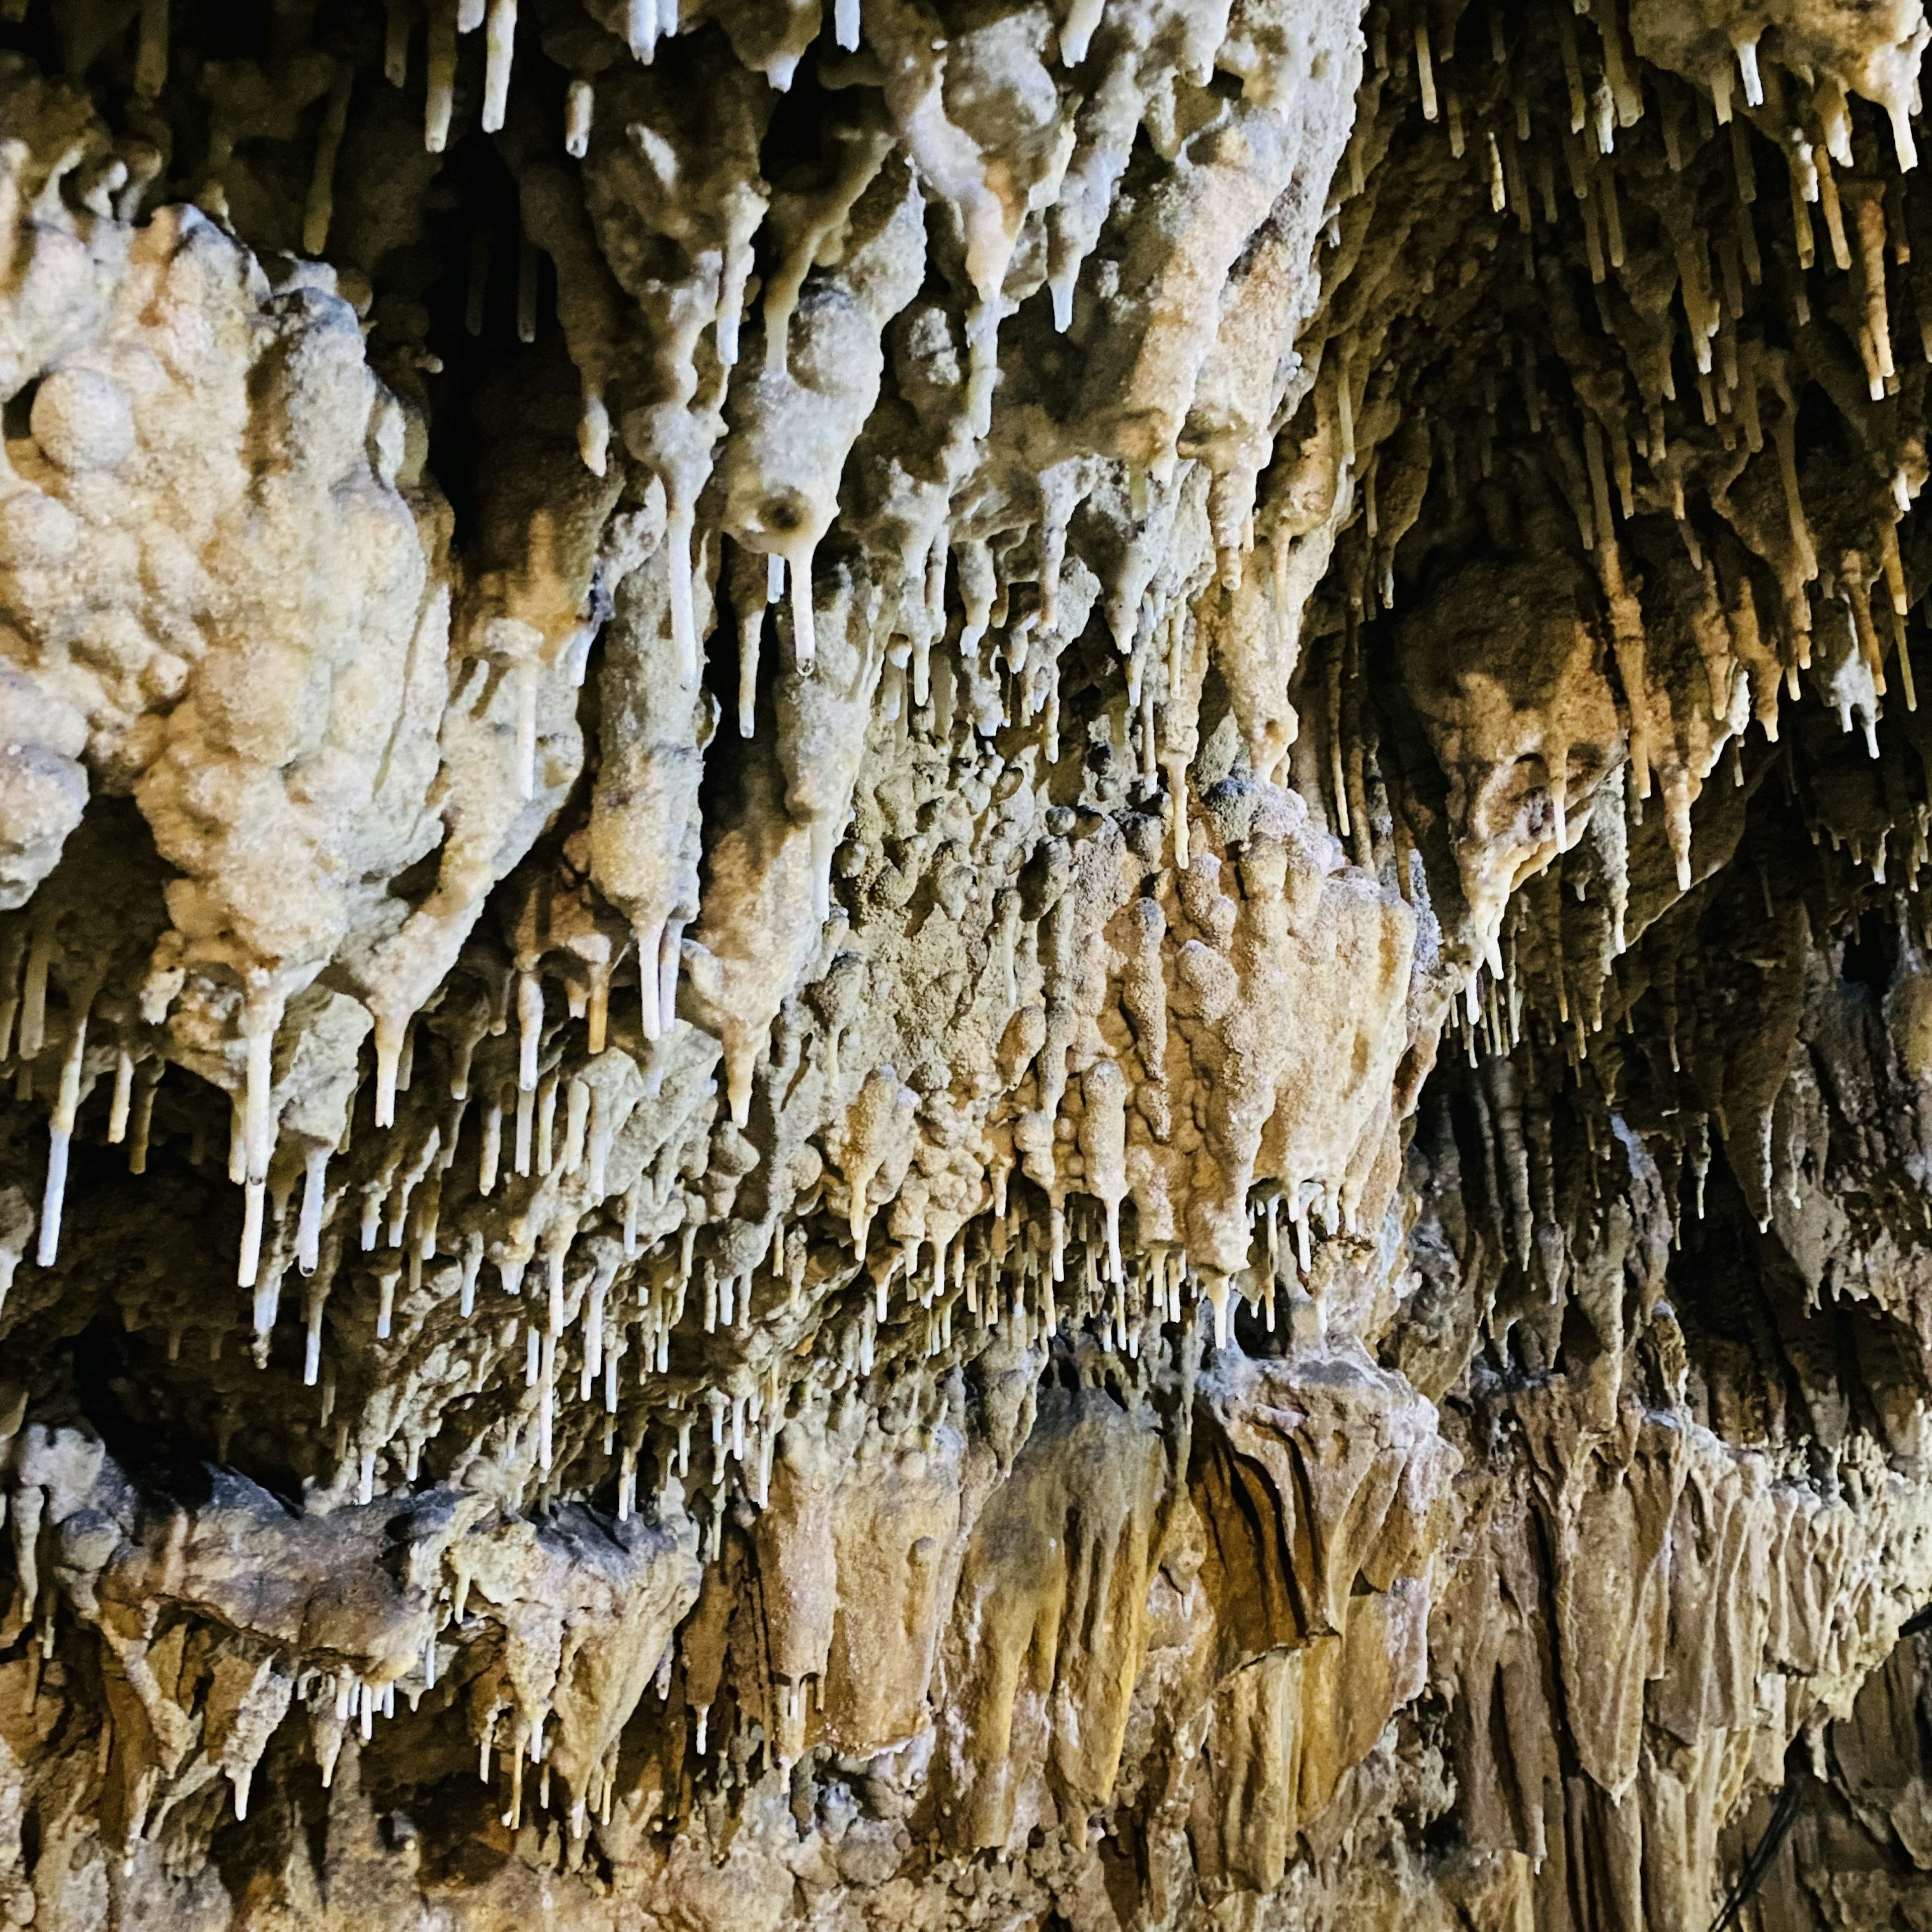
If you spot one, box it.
[7,0,1932,1925]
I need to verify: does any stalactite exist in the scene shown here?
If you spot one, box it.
[2,3,1932,1925]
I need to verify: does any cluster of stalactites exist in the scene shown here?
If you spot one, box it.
[1300,0,1932,1022]
[281,1095,1350,1515]
[20,0,1932,1533]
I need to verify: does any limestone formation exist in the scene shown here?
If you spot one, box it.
[9,0,1932,1925]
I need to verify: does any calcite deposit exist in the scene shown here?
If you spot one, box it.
[10,0,1932,1924]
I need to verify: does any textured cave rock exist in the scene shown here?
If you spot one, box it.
[11,0,1932,1925]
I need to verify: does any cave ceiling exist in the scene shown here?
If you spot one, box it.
[6,0,1932,1927]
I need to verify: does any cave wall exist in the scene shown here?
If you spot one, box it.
[6,0,1932,1926]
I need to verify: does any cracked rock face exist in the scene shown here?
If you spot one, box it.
[11,0,1932,1926]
